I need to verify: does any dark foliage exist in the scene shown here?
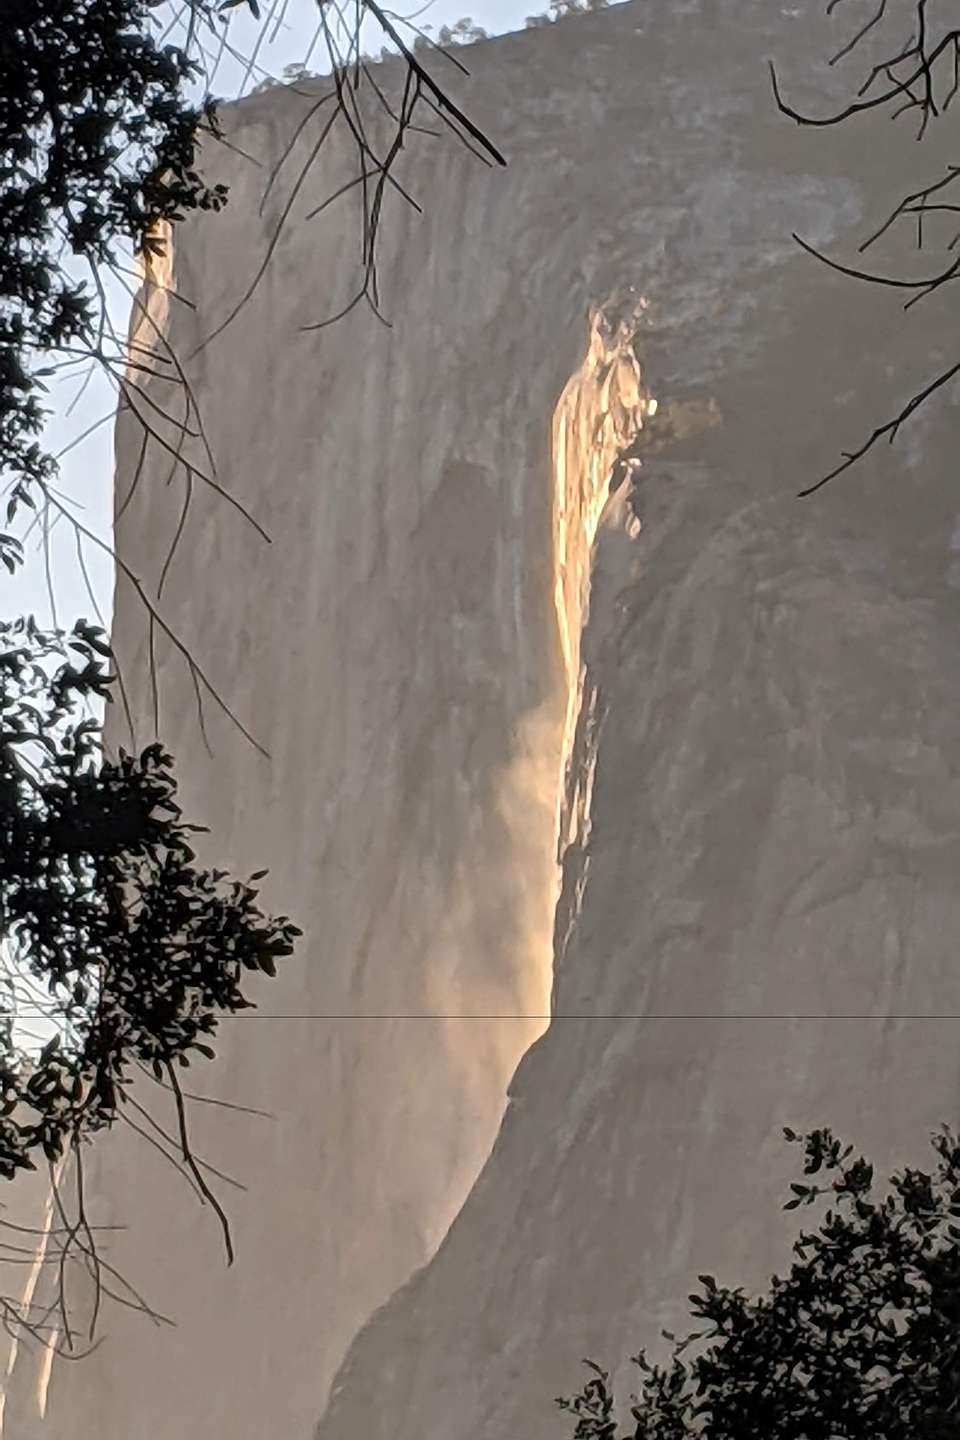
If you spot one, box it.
[557,1125,960,1439]
[0,0,227,572]
[0,615,299,1264]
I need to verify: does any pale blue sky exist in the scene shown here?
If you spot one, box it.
[2,0,599,639]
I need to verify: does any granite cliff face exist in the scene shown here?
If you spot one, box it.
[5,2,960,1436]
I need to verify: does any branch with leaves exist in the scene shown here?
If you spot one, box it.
[0,614,300,1355]
[557,1124,960,1440]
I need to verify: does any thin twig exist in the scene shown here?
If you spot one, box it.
[165,1060,235,1266]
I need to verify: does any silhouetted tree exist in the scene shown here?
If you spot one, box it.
[0,613,300,1353]
[1,0,227,579]
[0,0,308,1365]
[557,1125,960,1439]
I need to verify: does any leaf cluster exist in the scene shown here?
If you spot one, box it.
[0,615,300,1181]
[556,1125,960,1438]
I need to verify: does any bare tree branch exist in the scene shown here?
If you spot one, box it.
[771,2,960,493]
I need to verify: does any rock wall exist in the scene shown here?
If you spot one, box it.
[6,1,960,1436]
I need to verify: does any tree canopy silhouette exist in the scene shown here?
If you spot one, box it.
[557,1125,960,1440]
[1,0,227,579]
[0,613,301,1352]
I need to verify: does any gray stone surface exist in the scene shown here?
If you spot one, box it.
[6,1,960,1436]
